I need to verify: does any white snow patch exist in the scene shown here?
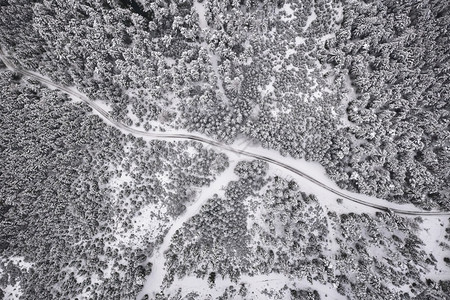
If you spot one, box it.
[295,36,306,45]
[259,76,275,98]
[285,48,297,59]
[417,217,450,281]
[303,7,317,31]
[277,3,296,22]
[319,33,336,43]
[334,2,344,24]
[3,282,22,300]
[5,257,33,271]
[0,257,32,300]
[193,0,208,30]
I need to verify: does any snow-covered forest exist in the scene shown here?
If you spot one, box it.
[0,0,449,299]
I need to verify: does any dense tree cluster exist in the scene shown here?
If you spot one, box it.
[0,69,144,299]
[155,170,449,299]
[320,0,450,210]
[0,0,340,145]
[160,160,269,295]
[250,183,449,300]
[291,289,321,300]
[329,211,440,299]
[0,0,203,128]
[248,176,329,278]
[0,69,228,299]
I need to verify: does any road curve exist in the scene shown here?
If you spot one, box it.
[1,50,449,216]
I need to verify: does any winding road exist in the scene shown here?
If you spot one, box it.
[1,50,449,217]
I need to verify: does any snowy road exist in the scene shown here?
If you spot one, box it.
[1,50,449,217]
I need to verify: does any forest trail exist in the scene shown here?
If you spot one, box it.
[0,50,449,217]
[137,160,239,298]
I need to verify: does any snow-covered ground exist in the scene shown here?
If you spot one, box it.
[2,282,22,300]
[193,0,208,30]
[259,76,275,98]
[417,217,450,281]
[3,257,33,271]
[0,256,32,300]
[277,3,297,22]
[295,36,306,45]
[303,7,317,31]
[165,273,346,300]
